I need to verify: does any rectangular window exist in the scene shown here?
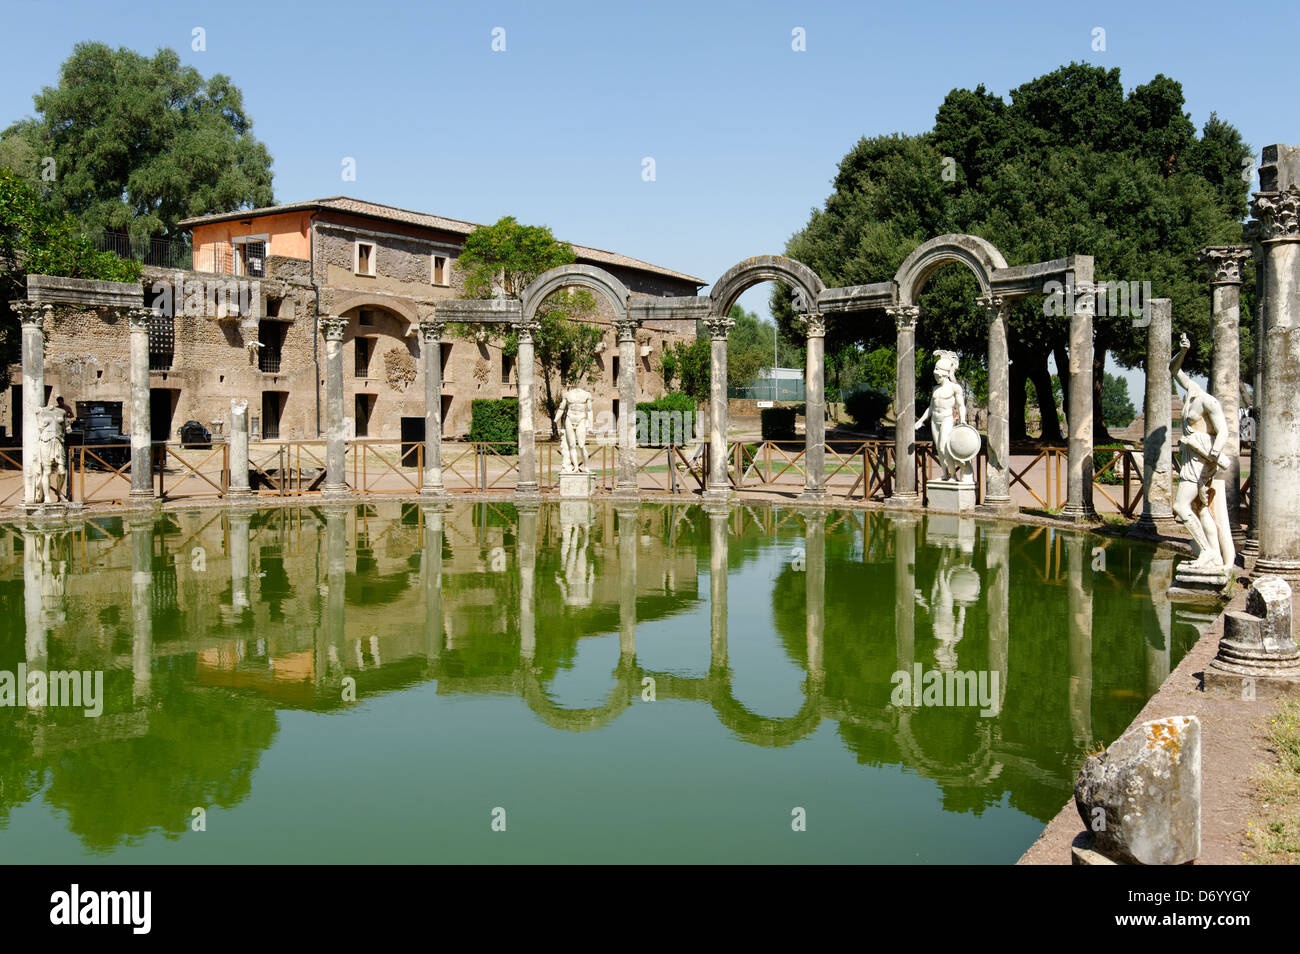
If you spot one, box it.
[258,320,285,373]
[612,355,620,383]
[355,338,372,378]
[501,354,514,385]
[432,255,448,285]
[355,241,375,276]
[355,394,374,437]
[232,235,267,278]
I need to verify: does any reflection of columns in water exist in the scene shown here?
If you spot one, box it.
[707,505,729,670]
[804,512,825,685]
[894,516,918,673]
[1145,557,1173,695]
[22,530,48,710]
[129,517,153,701]
[324,506,348,664]
[1064,533,1093,744]
[616,503,638,660]
[423,504,445,663]
[517,501,538,662]
[984,525,1010,712]
[229,511,252,615]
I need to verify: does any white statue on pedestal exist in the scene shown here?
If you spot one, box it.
[30,406,68,505]
[916,350,974,482]
[1171,333,1235,572]
[556,387,594,473]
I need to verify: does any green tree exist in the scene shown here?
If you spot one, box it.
[1,42,274,240]
[780,63,1250,445]
[533,290,603,437]
[1101,372,1137,429]
[659,338,711,403]
[0,167,141,363]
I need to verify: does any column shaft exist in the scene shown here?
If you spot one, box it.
[704,314,733,499]
[1139,299,1173,526]
[615,318,639,496]
[1201,246,1250,542]
[516,323,539,494]
[129,309,153,498]
[887,307,920,503]
[1064,279,1096,521]
[321,316,348,494]
[980,296,1012,509]
[15,303,46,506]
[420,320,445,494]
[801,314,826,499]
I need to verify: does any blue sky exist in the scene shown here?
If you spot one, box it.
[1,0,1295,387]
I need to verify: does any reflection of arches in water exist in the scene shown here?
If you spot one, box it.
[894,709,1003,790]
[709,676,823,747]
[520,663,637,733]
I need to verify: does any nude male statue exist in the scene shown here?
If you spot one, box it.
[1170,333,1234,570]
[555,387,594,473]
[915,350,970,481]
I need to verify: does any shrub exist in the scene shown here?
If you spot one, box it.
[844,387,891,433]
[636,392,698,446]
[761,406,797,441]
[469,398,518,453]
[1093,445,1127,485]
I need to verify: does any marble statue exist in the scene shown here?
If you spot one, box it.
[916,350,973,482]
[1171,333,1235,572]
[556,387,594,473]
[30,405,68,505]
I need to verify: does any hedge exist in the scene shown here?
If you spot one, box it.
[469,398,518,453]
[845,387,891,432]
[636,392,699,446]
[761,406,797,441]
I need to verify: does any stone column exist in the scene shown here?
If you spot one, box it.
[128,307,153,499]
[886,306,920,505]
[320,315,349,496]
[1063,281,1097,522]
[423,503,444,664]
[703,314,734,501]
[617,502,638,660]
[1138,299,1174,529]
[1201,246,1251,543]
[800,312,827,500]
[707,503,729,669]
[129,516,153,701]
[516,320,540,496]
[1245,239,1267,556]
[805,511,825,687]
[978,295,1013,512]
[228,398,251,496]
[613,317,640,498]
[12,301,47,506]
[517,500,538,661]
[419,318,445,496]
[1250,160,1300,579]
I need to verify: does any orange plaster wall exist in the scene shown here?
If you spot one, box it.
[190,211,313,268]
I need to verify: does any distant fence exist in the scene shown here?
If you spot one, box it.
[728,380,806,401]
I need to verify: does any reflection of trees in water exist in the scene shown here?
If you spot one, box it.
[42,675,277,852]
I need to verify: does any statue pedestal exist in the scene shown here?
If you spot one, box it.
[1168,561,1232,602]
[559,471,595,499]
[927,478,976,513]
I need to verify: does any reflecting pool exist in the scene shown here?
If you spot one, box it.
[0,501,1208,863]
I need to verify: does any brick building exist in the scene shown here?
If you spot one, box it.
[7,197,703,445]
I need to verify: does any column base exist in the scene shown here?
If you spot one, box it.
[1133,513,1179,533]
[1252,556,1300,581]
[1242,537,1260,556]
[128,489,156,502]
[702,485,732,504]
[420,484,446,498]
[976,495,1017,516]
[611,484,640,501]
[798,486,829,504]
[321,484,350,499]
[886,492,921,508]
[1060,504,1098,523]
[225,488,254,502]
[515,481,540,496]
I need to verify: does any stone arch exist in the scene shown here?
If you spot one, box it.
[329,293,422,337]
[892,234,1009,305]
[708,255,825,316]
[521,264,630,325]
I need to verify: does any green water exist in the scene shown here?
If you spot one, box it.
[0,501,1205,864]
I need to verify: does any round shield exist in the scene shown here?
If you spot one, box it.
[948,423,981,463]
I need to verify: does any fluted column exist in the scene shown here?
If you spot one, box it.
[1063,281,1096,521]
[886,306,920,505]
[516,320,540,495]
[12,301,47,506]
[800,312,827,500]
[978,295,1012,511]
[613,317,640,498]
[703,313,734,501]
[1201,246,1251,543]
[419,317,445,496]
[1250,171,1300,579]
[320,315,349,496]
[128,307,153,499]
[1138,298,1175,529]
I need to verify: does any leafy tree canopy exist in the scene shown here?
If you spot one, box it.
[1,42,274,240]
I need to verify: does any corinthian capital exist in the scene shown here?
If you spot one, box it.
[515,319,540,345]
[11,300,48,327]
[886,305,920,332]
[1249,187,1300,241]
[1198,245,1251,284]
[320,315,349,341]
[127,307,153,331]
[612,316,639,343]
[796,312,826,338]
[975,295,1006,321]
[703,313,735,340]
[418,319,445,343]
